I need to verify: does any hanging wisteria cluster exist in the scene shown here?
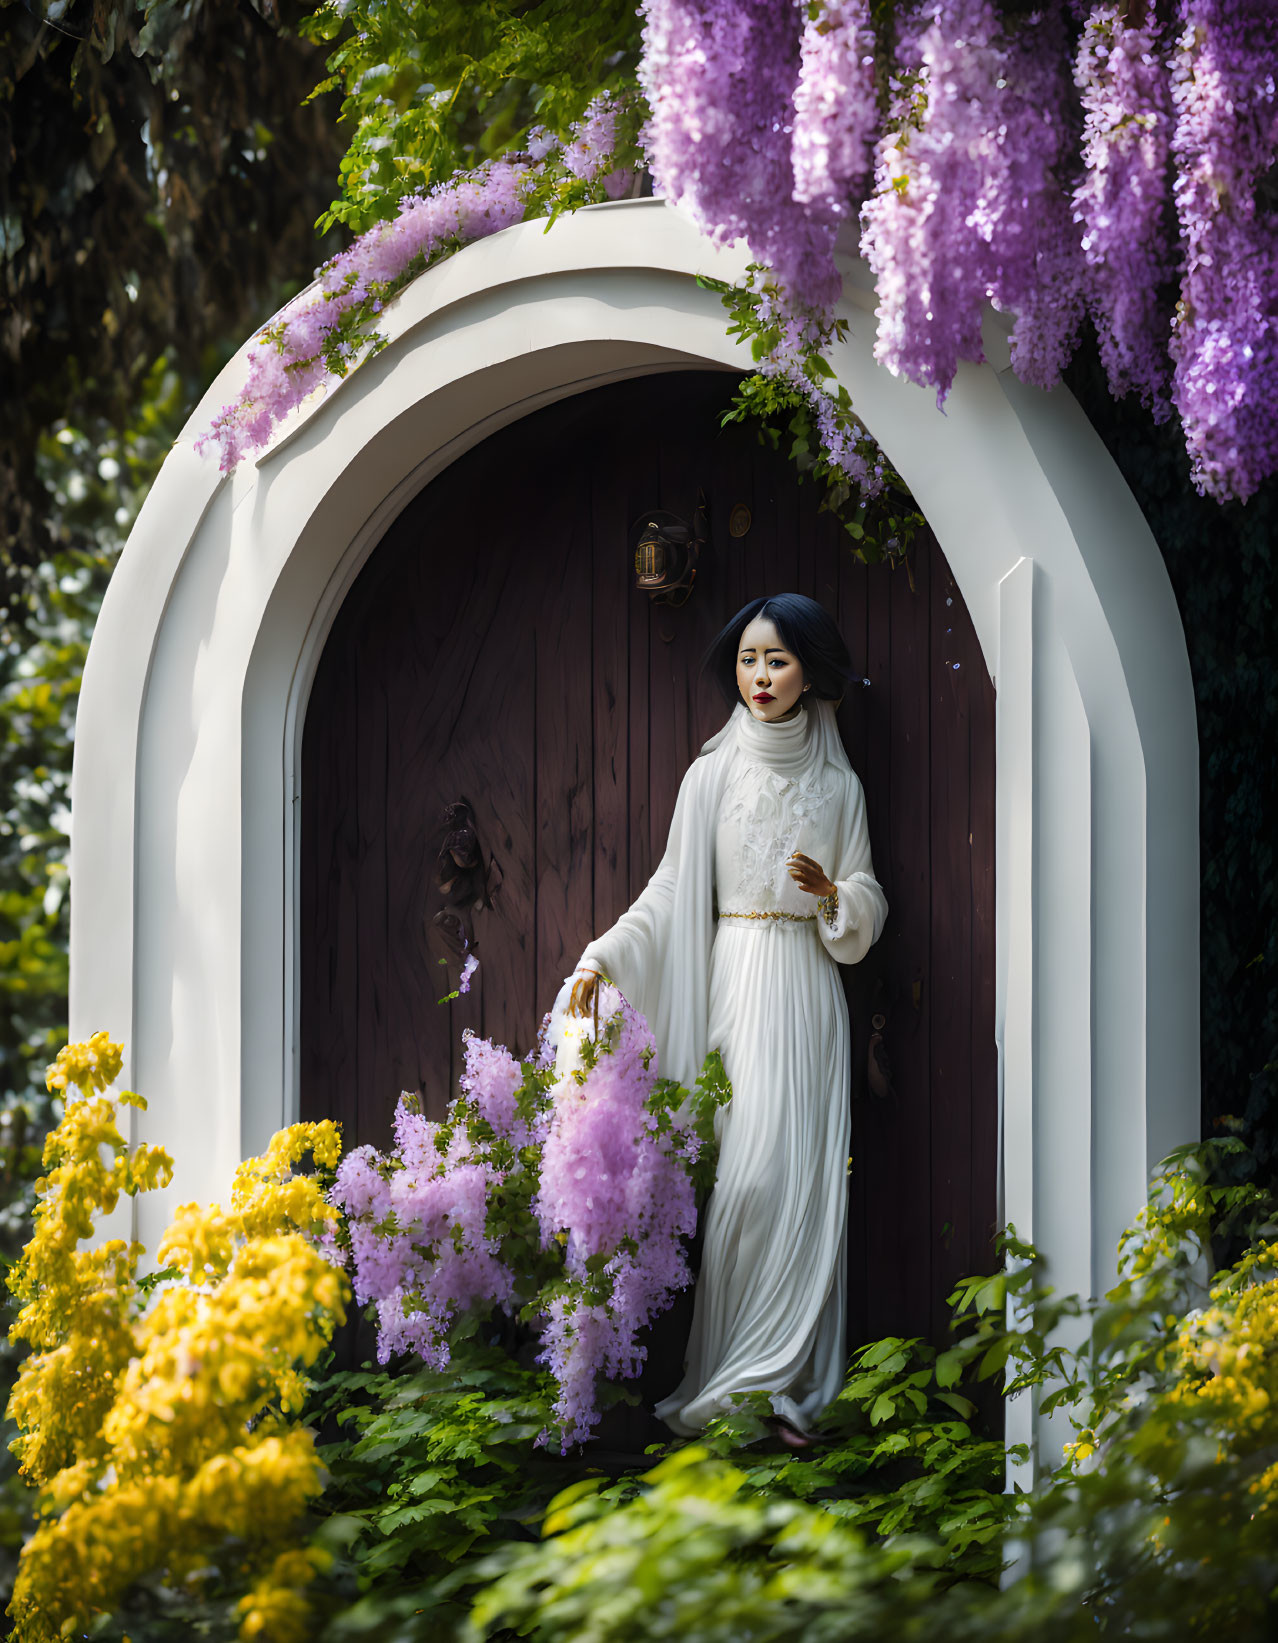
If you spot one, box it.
[328,986,728,1448]
[1169,0,1278,503]
[1072,4,1175,421]
[202,3,1277,504]
[641,0,1276,504]
[860,0,1083,398]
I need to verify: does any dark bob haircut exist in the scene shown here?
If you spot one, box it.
[704,593,852,707]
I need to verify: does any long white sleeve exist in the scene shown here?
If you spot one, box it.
[815,771,887,966]
[562,753,724,1088]
[577,849,677,1012]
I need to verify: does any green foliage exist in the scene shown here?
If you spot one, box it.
[691,1335,1012,1578]
[698,268,926,568]
[466,1444,955,1643]
[301,0,642,233]
[683,1047,731,1203]
[302,1337,608,1639]
[294,1239,1022,1637]
[300,1332,1006,1643]
[0,1109,1268,1640]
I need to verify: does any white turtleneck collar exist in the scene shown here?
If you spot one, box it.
[735,699,817,777]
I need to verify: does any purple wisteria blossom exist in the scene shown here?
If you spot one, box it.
[640,0,841,311]
[1169,0,1278,503]
[198,97,634,472]
[331,1122,512,1370]
[791,0,878,215]
[197,9,1278,511]
[1072,4,1175,419]
[197,157,537,472]
[860,0,1083,403]
[640,0,887,495]
[561,95,638,197]
[535,990,701,1441]
[328,988,716,1445]
[561,94,619,183]
[525,125,561,162]
[459,1030,538,1148]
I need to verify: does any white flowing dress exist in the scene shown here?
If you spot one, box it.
[562,701,887,1435]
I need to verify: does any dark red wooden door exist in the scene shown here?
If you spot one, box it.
[301,371,997,1346]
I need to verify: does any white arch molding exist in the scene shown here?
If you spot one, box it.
[72,198,1198,1469]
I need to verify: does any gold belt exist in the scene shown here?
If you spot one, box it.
[717,909,816,923]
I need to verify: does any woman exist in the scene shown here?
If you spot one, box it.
[561,593,887,1438]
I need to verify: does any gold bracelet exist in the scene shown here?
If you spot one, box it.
[816,889,839,930]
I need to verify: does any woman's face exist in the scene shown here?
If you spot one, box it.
[736,616,806,722]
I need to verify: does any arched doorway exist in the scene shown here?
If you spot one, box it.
[299,370,997,1347]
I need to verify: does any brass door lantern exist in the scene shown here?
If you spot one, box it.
[629,496,706,607]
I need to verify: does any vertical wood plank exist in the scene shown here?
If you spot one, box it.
[849,549,893,1342]
[706,393,756,708]
[354,639,392,1145]
[591,417,632,947]
[535,446,596,1006]
[469,528,538,1065]
[887,535,933,1341]
[627,429,655,899]
[834,527,875,1345]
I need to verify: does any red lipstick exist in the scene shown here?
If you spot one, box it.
[753,692,774,703]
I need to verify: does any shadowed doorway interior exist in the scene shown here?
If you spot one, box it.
[300,370,997,1352]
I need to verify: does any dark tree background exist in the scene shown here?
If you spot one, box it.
[1,0,345,585]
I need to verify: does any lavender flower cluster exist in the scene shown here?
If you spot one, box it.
[863,1,1081,399]
[641,0,1276,502]
[1072,4,1175,421]
[792,0,878,217]
[329,986,722,1448]
[1169,0,1278,503]
[641,0,885,497]
[536,991,705,1441]
[196,96,635,472]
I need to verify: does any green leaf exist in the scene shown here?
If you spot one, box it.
[934,1350,964,1388]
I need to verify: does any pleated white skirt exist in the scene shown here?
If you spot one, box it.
[655,918,850,1435]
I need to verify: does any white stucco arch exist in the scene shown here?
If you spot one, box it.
[72,198,1197,1465]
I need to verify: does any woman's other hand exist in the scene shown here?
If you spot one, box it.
[567,966,602,1018]
[787,852,836,899]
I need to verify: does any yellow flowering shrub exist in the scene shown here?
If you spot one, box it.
[7,1033,173,1486]
[1166,1241,1278,1585]
[1173,1239,1278,1436]
[5,1035,348,1643]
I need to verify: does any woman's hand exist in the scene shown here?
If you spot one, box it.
[787,852,836,900]
[566,966,602,1018]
